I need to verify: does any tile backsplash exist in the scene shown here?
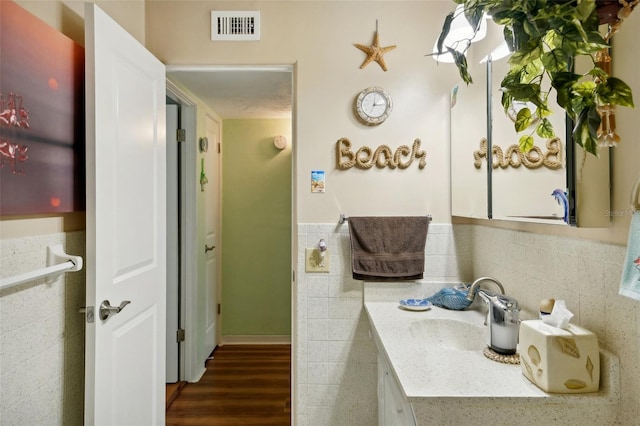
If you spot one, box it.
[295,222,639,425]
[295,223,471,426]
[1,223,637,425]
[468,224,639,425]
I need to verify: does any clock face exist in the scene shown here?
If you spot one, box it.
[354,87,392,125]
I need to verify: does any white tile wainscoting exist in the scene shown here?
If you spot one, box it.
[468,225,639,425]
[294,223,472,426]
[1,223,637,426]
[295,223,639,426]
[0,231,85,426]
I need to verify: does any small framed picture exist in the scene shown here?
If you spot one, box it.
[311,170,325,193]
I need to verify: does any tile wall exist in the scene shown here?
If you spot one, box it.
[0,232,85,426]
[295,222,638,425]
[1,223,636,425]
[295,223,472,426]
[468,225,639,425]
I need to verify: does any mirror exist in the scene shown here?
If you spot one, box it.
[488,54,567,224]
[450,54,487,219]
[449,23,610,227]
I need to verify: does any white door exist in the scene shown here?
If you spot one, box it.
[203,114,220,357]
[84,4,166,425]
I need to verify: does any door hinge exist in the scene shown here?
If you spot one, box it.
[176,128,186,143]
[217,143,221,154]
[217,303,221,315]
[292,270,295,282]
[177,328,186,342]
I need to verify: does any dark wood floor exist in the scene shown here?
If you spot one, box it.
[166,344,291,426]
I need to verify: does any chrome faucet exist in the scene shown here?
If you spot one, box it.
[465,276,505,301]
[466,276,519,355]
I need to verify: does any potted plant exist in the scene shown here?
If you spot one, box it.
[435,0,636,156]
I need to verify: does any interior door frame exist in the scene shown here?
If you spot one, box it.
[166,80,200,382]
[165,66,297,415]
[203,111,221,356]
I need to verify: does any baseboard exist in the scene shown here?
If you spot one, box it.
[221,335,291,345]
[165,381,186,411]
[190,366,207,383]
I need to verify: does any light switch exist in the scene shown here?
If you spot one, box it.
[305,248,330,273]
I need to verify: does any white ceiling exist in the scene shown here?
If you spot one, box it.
[167,68,292,119]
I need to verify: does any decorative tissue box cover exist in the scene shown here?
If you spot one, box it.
[519,320,600,393]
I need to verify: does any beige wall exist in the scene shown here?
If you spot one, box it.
[15,0,145,46]
[10,0,635,242]
[146,1,458,224]
[146,1,639,244]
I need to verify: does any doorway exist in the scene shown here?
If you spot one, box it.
[164,66,294,387]
[164,89,201,383]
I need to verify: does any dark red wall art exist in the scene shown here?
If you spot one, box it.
[0,1,85,216]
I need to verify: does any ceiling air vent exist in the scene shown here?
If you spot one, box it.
[211,11,260,41]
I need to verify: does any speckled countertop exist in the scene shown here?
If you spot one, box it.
[365,301,617,403]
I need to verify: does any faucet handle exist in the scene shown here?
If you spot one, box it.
[476,288,492,302]
[497,294,519,312]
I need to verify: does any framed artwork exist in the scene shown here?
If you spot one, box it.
[0,1,85,216]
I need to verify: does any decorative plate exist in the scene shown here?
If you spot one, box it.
[399,299,432,311]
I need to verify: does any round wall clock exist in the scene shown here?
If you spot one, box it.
[354,86,393,126]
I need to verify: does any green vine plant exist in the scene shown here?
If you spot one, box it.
[435,0,635,156]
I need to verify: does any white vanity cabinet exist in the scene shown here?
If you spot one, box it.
[378,353,416,426]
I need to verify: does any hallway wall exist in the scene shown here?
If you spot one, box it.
[222,119,292,339]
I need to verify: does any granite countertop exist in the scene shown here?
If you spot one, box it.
[364,301,617,403]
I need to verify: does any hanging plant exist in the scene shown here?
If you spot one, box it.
[435,0,636,156]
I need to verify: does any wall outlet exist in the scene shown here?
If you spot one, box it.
[305,248,330,273]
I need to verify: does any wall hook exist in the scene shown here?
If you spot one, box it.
[200,157,208,191]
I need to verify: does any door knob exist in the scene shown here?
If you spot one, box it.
[205,244,216,253]
[99,300,131,321]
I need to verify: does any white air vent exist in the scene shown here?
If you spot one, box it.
[211,11,260,41]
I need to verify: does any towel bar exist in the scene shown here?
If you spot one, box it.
[339,214,432,224]
[0,244,83,291]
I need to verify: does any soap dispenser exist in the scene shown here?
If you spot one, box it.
[478,291,520,355]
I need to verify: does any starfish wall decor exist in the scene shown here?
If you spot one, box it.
[353,21,396,72]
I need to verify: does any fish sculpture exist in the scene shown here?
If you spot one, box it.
[552,188,569,224]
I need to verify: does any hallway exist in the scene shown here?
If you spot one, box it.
[166,345,291,425]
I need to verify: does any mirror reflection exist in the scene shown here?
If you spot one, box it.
[449,22,610,227]
[488,54,567,223]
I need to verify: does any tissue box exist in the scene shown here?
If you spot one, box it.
[519,320,600,393]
